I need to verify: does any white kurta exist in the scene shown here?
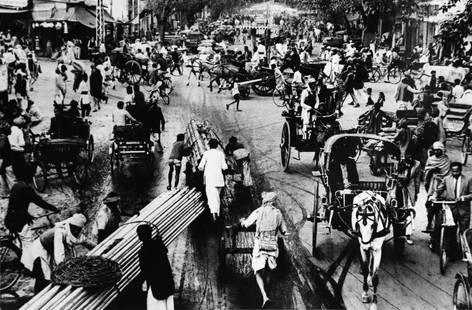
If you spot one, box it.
[198,149,228,215]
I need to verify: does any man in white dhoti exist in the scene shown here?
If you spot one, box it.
[198,139,228,221]
[240,192,289,308]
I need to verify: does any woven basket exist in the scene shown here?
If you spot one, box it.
[52,256,122,288]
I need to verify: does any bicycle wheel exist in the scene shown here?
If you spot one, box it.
[439,226,447,275]
[0,241,22,292]
[370,68,381,82]
[272,89,288,108]
[388,68,402,84]
[461,135,471,165]
[453,275,471,310]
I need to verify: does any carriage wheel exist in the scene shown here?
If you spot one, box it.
[461,135,470,165]
[87,135,95,164]
[453,275,471,310]
[280,122,292,172]
[0,241,22,293]
[393,223,406,258]
[32,163,47,193]
[272,89,288,108]
[439,226,447,275]
[252,80,274,96]
[124,60,142,85]
[387,68,402,84]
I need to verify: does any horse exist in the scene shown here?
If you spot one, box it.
[351,191,390,310]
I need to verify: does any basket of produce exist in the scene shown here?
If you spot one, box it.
[52,256,122,288]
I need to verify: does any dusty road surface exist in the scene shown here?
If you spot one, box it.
[1,58,468,310]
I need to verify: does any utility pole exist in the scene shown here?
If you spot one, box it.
[96,0,105,46]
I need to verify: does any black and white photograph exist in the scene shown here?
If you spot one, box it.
[1,0,472,309]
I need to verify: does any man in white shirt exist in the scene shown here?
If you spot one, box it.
[112,101,140,126]
[291,66,303,99]
[452,79,465,99]
[198,138,228,221]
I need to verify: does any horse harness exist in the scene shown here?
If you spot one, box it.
[353,195,390,244]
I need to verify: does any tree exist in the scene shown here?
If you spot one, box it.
[145,0,205,41]
[439,0,472,42]
[303,0,417,32]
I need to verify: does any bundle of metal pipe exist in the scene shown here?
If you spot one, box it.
[186,119,222,168]
[20,187,205,310]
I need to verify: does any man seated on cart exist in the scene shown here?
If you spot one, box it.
[49,105,82,139]
[300,78,319,140]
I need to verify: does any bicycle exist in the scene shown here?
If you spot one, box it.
[0,212,57,293]
[428,200,461,275]
[369,64,402,84]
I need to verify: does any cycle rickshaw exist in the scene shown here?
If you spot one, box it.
[109,125,154,172]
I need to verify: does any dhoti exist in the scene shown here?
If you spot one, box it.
[205,185,222,216]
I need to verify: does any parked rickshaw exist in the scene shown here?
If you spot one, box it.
[30,118,94,192]
[312,134,414,256]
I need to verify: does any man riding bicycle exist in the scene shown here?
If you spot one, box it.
[432,162,472,233]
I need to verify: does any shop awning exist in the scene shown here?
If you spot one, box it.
[32,3,115,27]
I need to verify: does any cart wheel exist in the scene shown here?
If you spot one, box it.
[0,241,22,293]
[280,121,291,172]
[87,135,95,164]
[388,68,402,84]
[124,60,142,84]
[461,135,470,165]
[252,75,274,96]
[454,274,471,310]
[32,163,47,192]
[439,226,447,275]
[272,89,288,108]
[393,223,406,258]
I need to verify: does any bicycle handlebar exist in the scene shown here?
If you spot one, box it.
[33,211,59,219]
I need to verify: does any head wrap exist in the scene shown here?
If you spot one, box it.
[262,191,277,204]
[68,213,87,228]
[103,192,120,204]
[432,141,445,151]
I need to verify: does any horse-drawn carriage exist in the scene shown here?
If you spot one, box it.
[311,134,415,256]
[109,125,154,172]
[30,118,94,192]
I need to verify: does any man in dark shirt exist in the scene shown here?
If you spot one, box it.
[170,47,181,75]
[4,181,58,233]
[225,136,244,156]
[132,84,146,123]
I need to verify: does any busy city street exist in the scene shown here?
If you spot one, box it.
[1,0,472,309]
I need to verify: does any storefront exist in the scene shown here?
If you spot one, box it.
[0,0,31,35]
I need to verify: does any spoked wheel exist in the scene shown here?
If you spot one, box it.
[370,68,381,82]
[87,135,95,163]
[439,226,447,275]
[387,67,402,84]
[124,60,142,85]
[453,275,471,310]
[252,75,275,96]
[272,89,289,108]
[461,135,471,165]
[32,163,47,193]
[0,241,22,293]
[280,121,292,172]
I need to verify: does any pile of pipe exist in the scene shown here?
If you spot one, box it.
[185,119,224,168]
[20,187,205,310]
